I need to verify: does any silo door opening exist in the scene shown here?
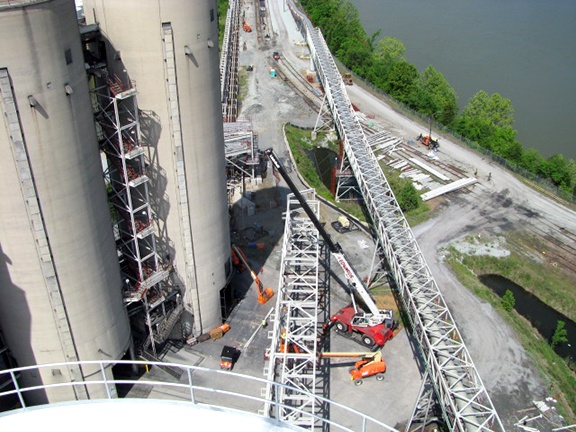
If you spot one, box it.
[220,285,235,320]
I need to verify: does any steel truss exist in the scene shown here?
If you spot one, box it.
[220,0,241,122]
[87,62,177,355]
[334,139,360,202]
[263,190,328,430]
[285,2,505,431]
[224,121,262,194]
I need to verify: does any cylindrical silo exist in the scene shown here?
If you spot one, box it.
[0,0,131,403]
[83,0,232,333]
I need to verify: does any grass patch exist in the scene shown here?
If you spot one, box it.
[404,202,433,226]
[456,233,576,323]
[284,124,434,224]
[285,124,366,221]
[238,68,248,104]
[217,0,229,50]
[445,245,576,422]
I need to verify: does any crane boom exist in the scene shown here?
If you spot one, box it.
[265,148,385,322]
[318,351,381,360]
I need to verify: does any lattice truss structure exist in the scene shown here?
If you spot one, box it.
[224,121,260,179]
[331,122,401,203]
[86,59,176,355]
[219,0,241,122]
[286,2,505,431]
[263,190,329,430]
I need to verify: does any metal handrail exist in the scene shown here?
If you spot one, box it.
[0,360,397,432]
[0,0,51,8]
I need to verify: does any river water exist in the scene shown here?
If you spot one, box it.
[349,0,576,160]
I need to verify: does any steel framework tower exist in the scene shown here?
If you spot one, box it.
[83,0,232,334]
[263,189,328,429]
[89,71,175,355]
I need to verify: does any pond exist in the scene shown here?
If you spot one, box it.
[480,274,575,362]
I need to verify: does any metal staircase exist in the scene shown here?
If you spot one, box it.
[88,66,175,356]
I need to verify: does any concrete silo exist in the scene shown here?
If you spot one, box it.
[0,0,131,402]
[83,0,232,333]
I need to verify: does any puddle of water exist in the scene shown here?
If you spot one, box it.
[480,274,575,361]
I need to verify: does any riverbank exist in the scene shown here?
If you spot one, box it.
[349,0,576,161]
[301,0,575,203]
[443,234,576,421]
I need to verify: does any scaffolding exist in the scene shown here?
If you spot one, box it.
[83,26,180,356]
[263,190,329,430]
[224,121,265,202]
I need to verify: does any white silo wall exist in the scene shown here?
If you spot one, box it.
[83,0,231,333]
[0,0,131,402]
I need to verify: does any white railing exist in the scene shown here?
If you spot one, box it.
[0,360,397,432]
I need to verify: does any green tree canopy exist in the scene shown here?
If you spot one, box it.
[375,37,406,64]
[485,127,523,162]
[385,61,419,106]
[551,320,568,348]
[520,148,546,173]
[419,66,458,124]
[542,154,573,190]
[461,91,515,129]
[321,1,366,55]
[336,37,373,75]
[396,181,421,212]
[501,289,516,312]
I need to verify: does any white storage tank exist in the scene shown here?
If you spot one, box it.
[83,0,232,332]
[0,0,131,403]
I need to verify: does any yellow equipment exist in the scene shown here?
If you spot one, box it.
[343,72,353,85]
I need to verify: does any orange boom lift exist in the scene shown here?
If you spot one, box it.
[231,244,274,304]
[318,351,386,385]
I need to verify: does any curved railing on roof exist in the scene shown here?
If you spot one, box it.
[0,360,397,432]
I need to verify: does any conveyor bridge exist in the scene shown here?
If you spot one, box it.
[284,1,505,431]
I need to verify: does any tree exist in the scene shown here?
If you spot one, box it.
[336,37,373,75]
[396,182,420,212]
[501,289,515,312]
[461,91,515,129]
[419,66,458,125]
[374,37,406,64]
[323,1,366,55]
[485,127,523,162]
[451,115,494,143]
[520,148,546,174]
[385,61,419,106]
[550,320,568,348]
[546,154,573,190]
